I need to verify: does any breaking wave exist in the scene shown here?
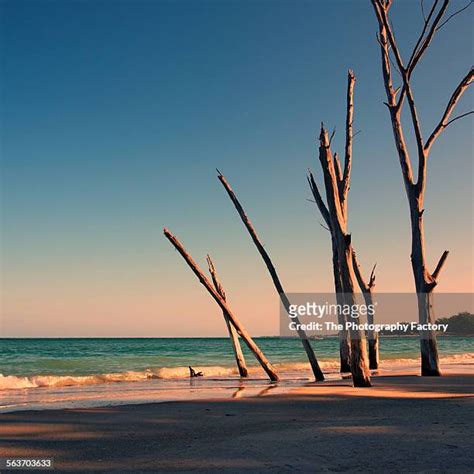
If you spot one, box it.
[1,353,472,391]
[0,366,240,390]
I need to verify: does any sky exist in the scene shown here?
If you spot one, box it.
[1,0,472,337]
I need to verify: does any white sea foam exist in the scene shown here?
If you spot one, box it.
[1,353,472,391]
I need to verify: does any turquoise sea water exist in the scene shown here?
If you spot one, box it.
[1,336,473,381]
[0,336,472,412]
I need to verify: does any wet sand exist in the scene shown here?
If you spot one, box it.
[1,374,473,472]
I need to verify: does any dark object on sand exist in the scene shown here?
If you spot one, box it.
[189,366,203,377]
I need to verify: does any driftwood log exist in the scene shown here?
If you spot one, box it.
[217,172,325,382]
[372,0,473,375]
[164,228,280,381]
[189,366,203,377]
[206,255,249,377]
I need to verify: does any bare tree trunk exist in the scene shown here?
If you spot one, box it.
[336,233,372,387]
[217,172,325,381]
[352,252,379,370]
[417,292,440,376]
[164,228,280,381]
[307,70,371,387]
[368,331,379,371]
[309,175,351,374]
[410,205,444,375]
[371,1,470,375]
[331,237,351,373]
[309,120,372,387]
[206,255,248,377]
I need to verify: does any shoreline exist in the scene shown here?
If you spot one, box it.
[1,373,473,472]
[1,358,473,413]
[1,357,473,413]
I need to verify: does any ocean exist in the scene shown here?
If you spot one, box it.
[1,336,473,412]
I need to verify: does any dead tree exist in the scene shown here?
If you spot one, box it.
[308,126,372,387]
[217,172,325,381]
[308,71,355,374]
[307,70,372,386]
[309,174,351,373]
[206,254,249,377]
[311,199,379,372]
[352,252,378,370]
[371,0,473,375]
[164,228,280,381]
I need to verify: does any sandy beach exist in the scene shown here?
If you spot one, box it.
[1,373,473,473]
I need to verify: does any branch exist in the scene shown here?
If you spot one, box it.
[444,110,474,126]
[307,171,330,228]
[425,68,474,153]
[376,0,429,189]
[372,2,397,103]
[318,125,346,232]
[351,250,375,294]
[341,69,356,217]
[319,221,331,232]
[371,0,415,187]
[334,152,343,183]
[432,250,449,281]
[407,0,448,76]
[398,1,452,114]
[334,153,344,208]
[376,2,406,78]
[207,254,249,377]
[420,0,426,21]
[329,127,336,146]
[436,0,473,31]
[206,254,226,301]
[369,263,377,289]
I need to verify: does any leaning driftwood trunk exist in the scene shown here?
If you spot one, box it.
[371,1,472,375]
[217,172,325,382]
[164,228,279,381]
[352,252,379,370]
[206,255,248,377]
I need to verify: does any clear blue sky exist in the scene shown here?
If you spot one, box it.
[1,0,472,336]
